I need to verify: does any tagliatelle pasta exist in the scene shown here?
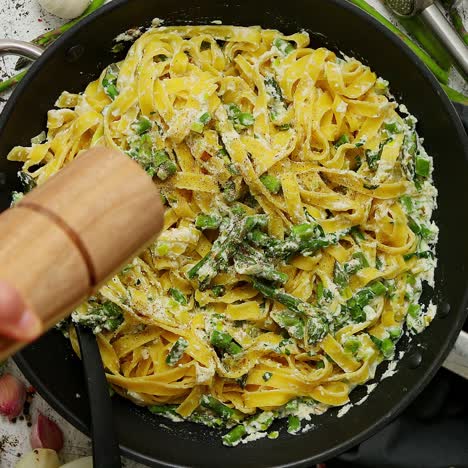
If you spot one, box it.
[8,24,438,445]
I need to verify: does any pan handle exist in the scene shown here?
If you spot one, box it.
[0,39,43,60]
[443,330,468,379]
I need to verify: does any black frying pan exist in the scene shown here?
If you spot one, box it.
[1,0,467,466]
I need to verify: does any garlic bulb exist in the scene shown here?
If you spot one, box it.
[37,0,90,19]
[15,449,60,468]
[60,457,93,468]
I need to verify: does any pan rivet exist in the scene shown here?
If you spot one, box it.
[0,173,6,186]
[438,302,450,318]
[66,45,85,63]
[407,351,422,369]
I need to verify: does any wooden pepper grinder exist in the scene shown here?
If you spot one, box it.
[0,147,164,360]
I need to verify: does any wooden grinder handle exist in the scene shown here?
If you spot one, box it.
[0,147,164,360]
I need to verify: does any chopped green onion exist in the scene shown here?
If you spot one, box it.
[262,372,273,382]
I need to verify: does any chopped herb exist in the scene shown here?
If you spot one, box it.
[262,372,273,382]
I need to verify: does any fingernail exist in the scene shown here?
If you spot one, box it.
[16,310,42,341]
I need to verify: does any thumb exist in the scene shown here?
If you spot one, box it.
[0,282,42,342]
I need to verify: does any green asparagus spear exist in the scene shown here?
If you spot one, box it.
[133,117,152,135]
[12,0,105,72]
[195,214,222,230]
[271,310,305,339]
[441,85,468,105]
[449,6,468,46]
[166,337,189,366]
[210,330,243,355]
[260,174,282,194]
[169,288,188,305]
[252,278,328,344]
[273,38,296,55]
[226,104,255,130]
[348,0,449,84]
[287,415,301,434]
[102,64,119,100]
[342,281,387,324]
[200,395,238,420]
[234,244,288,284]
[398,16,453,70]
[222,425,247,446]
[188,214,268,288]
[73,301,124,333]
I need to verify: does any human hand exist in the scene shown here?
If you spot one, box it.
[0,281,42,342]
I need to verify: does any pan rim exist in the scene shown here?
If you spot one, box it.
[5,0,468,466]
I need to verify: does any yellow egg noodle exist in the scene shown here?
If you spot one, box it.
[8,25,438,445]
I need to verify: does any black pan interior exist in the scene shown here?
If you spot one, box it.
[1,0,467,466]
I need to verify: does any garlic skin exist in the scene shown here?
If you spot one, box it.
[0,373,26,420]
[15,449,60,468]
[31,413,64,452]
[37,0,90,19]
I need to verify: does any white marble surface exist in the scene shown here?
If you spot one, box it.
[0,0,466,467]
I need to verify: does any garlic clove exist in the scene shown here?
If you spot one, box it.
[37,0,90,20]
[0,373,26,420]
[60,456,93,468]
[15,448,60,468]
[30,413,64,452]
